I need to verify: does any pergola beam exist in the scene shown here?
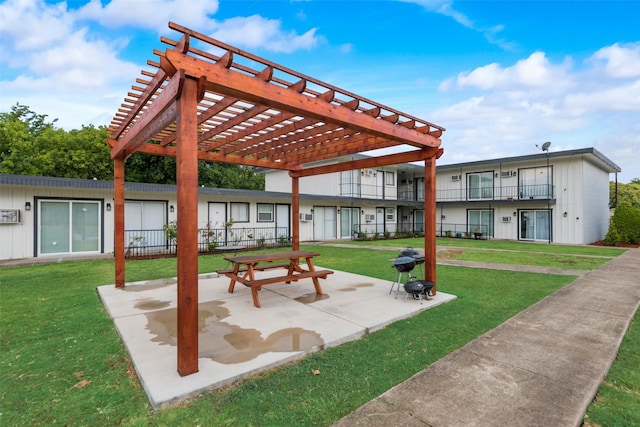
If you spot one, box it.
[290,149,440,178]
[164,49,440,150]
[110,74,182,160]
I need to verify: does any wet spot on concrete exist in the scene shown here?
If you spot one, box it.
[134,298,171,310]
[338,282,376,292]
[294,293,330,304]
[145,301,323,364]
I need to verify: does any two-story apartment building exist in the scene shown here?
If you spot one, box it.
[265,147,621,244]
[0,147,620,261]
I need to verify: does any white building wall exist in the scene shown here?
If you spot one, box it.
[0,184,114,260]
[0,185,32,260]
[582,161,611,244]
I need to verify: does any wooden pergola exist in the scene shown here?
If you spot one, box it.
[107,22,445,376]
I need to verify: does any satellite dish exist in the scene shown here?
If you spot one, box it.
[541,141,551,151]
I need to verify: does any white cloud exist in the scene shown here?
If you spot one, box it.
[590,42,640,79]
[75,0,220,33]
[209,15,320,53]
[442,52,573,92]
[429,43,640,181]
[399,0,515,50]
[0,0,72,51]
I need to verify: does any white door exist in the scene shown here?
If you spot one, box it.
[276,204,290,241]
[125,201,166,248]
[208,202,227,243]
[376,207,385,233]
[313,206,337,240]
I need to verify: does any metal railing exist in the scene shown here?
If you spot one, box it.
[396,184,555,203]
[124,226,290,258]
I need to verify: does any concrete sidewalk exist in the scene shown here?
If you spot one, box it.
[333,248,640,427]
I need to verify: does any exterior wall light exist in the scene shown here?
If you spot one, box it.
[170,205,175,213]
[25,202,31,211]
[106,203,112,211]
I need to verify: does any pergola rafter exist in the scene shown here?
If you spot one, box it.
[107,21,445,377]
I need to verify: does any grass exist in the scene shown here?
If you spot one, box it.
[0,241,634,425]
[439,247,611,269]
[583,311,640,427]
[344,236,627,257]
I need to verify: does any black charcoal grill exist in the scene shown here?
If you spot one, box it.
[403,280,434,303]
[389,248,430,301]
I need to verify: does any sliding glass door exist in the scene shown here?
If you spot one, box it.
[39,200,100,255]
[519,210,550,241]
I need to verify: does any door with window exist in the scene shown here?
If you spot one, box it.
[467,172,494,200]
[313,206,337,240]
[519,167,552,199]
[519,210,550,241]
[275,204,290,241]
[414,209,424,233]
[340,207,360,239]
[468,209,493,237]
[38,200,101,256]
[125,201,167,249]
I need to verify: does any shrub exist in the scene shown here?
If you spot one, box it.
[604,223,621,246]
[611,202,640,244]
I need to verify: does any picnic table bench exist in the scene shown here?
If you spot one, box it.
[216,250,333,308]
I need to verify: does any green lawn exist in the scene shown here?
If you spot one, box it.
[344,236,627,257]
[0,242,635,426]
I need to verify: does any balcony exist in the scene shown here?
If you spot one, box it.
[397,184,554,203]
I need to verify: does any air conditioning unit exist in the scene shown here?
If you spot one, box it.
[501,216,511,222]
[451,174,461,182]
[364,214,375,222]
[299,213,313,221]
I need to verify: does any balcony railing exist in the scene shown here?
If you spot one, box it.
[397,184,554,203]
[124,226,290,258]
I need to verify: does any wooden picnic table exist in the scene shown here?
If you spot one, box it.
[217,250,333,308]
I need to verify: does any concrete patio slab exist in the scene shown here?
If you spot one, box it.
[97,268,456,408]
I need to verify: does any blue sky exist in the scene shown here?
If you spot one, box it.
[1,0,639,182]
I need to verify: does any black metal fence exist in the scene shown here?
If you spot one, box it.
[124,226,290,258]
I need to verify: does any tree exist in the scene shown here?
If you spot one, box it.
[0,104,112,179]
[1,104,264,189]
[610,179,640,210]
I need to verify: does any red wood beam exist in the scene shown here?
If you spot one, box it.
[110,74,182,160]
[111,69,167,139]
[290,149,439,178]
[130,142,294,170]
[424,154,437,295]
[176,76,200,376]
[114,157,125,288]
[292,176,300,251]
[164,49,441,149]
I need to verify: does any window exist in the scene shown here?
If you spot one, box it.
[39,200,101,255]
[385,208,395,221]
[340,170,361,197]
[519,167,552,199]
[257,203,274,222]
[468,172,494,200]
[230,203,249,222]
[385,171,395,186]
[340,207,360,238]
[468,209,493,237]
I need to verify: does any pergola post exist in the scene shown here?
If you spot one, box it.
[114,157,125,288]
[176,75,200,376]
[291,175,300,251]
[424,156,437,295]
